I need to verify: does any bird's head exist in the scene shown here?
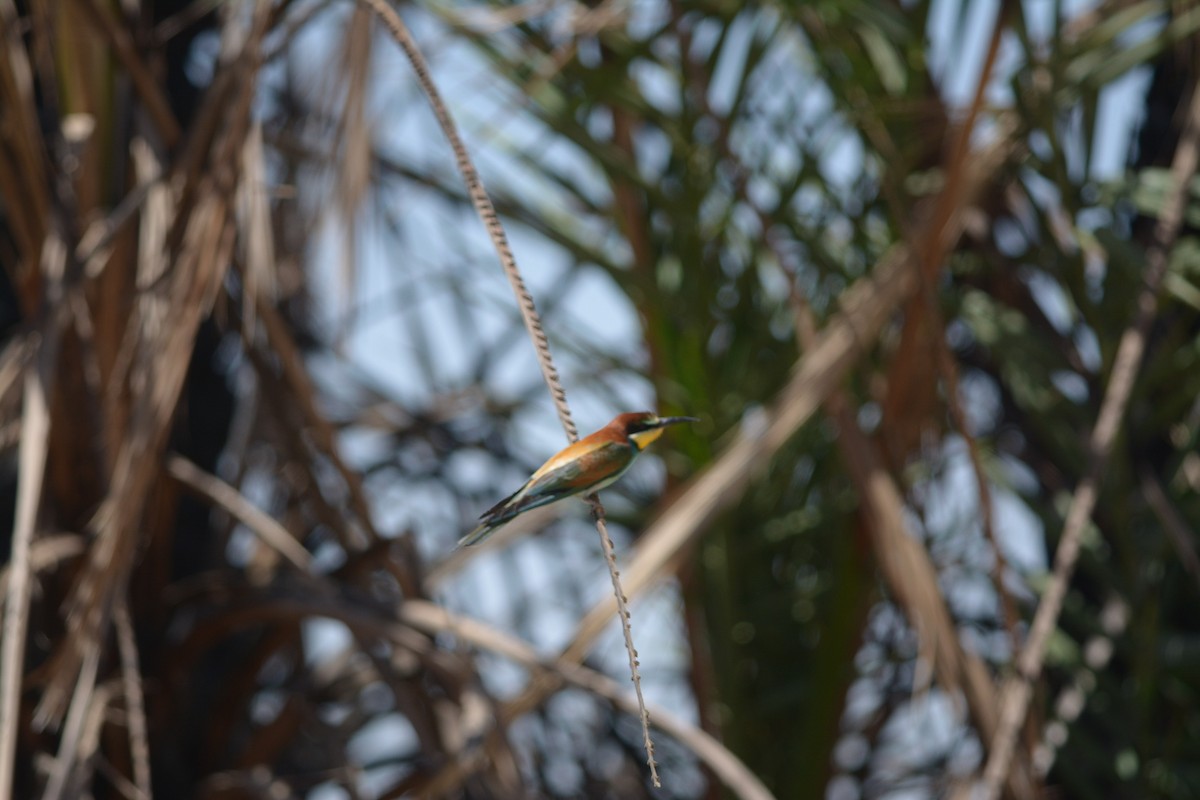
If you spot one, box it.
[612,411,699,450]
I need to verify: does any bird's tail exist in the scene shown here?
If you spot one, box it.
[457,520,497,548]
[457,489,523,547]
[457,489,549,547]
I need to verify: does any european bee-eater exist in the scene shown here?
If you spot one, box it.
[458,412,698,547]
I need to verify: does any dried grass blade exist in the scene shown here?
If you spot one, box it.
[829,394,1008,760]
[0,333,36,420]
[398,600,776,800]
[38,195,235,728]
[358,0,577,441]
[40,637,102,800]
[114,598,152,800]
[333,8,373,349]
[976,79,1200,800]
[0,353,53,800]
[236,123,277,334]
[73,0,181,147]
[0,0,50,259]
[167,454,313,572]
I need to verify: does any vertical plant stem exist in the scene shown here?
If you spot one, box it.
[114,598,151,800]
[0,364,51,800]
[0,229,65,799]
[587,497,657,781]
[360,0,576,441]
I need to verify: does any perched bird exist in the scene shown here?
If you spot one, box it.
[458,411,698,547]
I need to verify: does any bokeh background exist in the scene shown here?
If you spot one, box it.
[2,0,1200,798]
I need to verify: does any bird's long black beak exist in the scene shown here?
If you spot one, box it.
[653,415,700,428]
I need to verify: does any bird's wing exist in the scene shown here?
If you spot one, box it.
[524,439,632,497]
[480,440,632,522]
[525,434,613,482]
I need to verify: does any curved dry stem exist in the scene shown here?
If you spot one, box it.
[167,454,313,572]
[976,79,1200,800]
[398,600,775,800]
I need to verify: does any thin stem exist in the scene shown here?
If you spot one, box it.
[0,363,51,800]
[114,599,152,800]
[359,0,577,442]
[977,79,1200,800]
[359,0,658,784]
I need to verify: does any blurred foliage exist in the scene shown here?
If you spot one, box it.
[3,0,1200,799]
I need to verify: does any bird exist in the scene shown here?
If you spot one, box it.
[458,411,698,547]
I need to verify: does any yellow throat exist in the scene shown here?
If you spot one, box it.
[629,426,664,450]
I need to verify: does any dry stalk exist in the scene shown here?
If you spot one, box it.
[359,0,659,784]
[167,455,314,572]
[975,79,1200,800]
[927,300,1019,640]
[113,599,151,800]
[0,0,50,265]
[917,0,1020,646]
[333,8,374,350]
[585,496,656,778]
[0,223,68,800]
[358,0,577,441]
[786,242,1029,797]
[235,123,276,337]
[0,345,54,800]
[73,0,181,148]
[1029,596,1128,779]
[40,644,102,800]
[398,599,775,800]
